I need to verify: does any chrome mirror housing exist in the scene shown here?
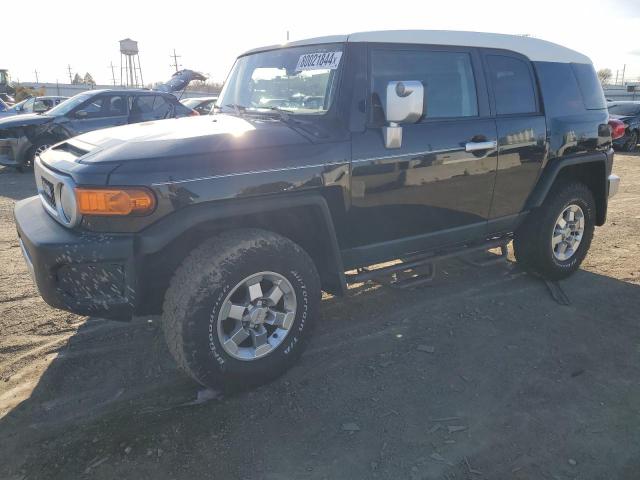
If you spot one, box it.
[382,81,424,149]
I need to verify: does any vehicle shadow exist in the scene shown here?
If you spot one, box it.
[1,260,640,480]
[0,167,37,201]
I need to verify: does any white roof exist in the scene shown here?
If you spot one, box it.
[242,30,591,64]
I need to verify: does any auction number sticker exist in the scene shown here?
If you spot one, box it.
[295,51,343,71]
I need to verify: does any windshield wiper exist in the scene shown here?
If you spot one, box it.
[251,105,295,114]
[223,104,248,115]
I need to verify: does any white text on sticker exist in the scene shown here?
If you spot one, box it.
[296,52,343,72]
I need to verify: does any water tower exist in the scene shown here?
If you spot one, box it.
[119,38,144,88]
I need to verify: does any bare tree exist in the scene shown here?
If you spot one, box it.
[84,73,96,86]
[597,68,613,85]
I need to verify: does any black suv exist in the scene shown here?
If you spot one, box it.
[14,31,620,391]
[0,89,194,171]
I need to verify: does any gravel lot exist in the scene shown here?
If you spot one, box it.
[0,155,639,480]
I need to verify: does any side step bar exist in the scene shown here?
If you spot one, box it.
[345,238,510,287]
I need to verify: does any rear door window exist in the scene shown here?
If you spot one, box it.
[486,55,538,115]
[370,49,479,122]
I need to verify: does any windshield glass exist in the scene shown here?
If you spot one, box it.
[608,103,640,116]
[47,92,94,116]
[181,98,202,108]
[218,44,344,115]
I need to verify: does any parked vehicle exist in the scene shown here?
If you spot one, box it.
[15,31,619,391]
[0,93,15,106]
[0,96,68,118]
[0,89,194,170]
[607,101,640,152]
[181,96,218,115]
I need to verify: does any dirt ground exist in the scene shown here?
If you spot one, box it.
[0,155,639,480]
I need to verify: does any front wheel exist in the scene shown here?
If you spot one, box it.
[162,229,321,391]
[514,181,595,280]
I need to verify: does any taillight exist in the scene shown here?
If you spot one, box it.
[608,119,626,140]
[189,109,200,116]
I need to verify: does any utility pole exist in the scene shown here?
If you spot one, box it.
[109,61,117,86]
[286,30,290,42]
[34,69,39,83]
[615,70,619,85]
[170,49,182,72]
[621,64,626,85]
[67,64,73,83]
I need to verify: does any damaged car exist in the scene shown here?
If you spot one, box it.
[0,70,206,171]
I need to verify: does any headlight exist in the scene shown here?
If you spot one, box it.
[75,187,156,216]
[59,184,78,223]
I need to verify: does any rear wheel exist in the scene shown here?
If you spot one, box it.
[514,181,595,280]
[162,229,321,391]
[624,130,639,152]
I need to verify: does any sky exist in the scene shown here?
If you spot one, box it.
[3,0,640,86]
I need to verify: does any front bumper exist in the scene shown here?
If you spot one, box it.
[14,196,137,319]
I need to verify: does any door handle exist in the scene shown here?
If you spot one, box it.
[465,140,496,152]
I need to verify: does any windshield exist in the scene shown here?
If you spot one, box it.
[181,98,207,108]
[47,92,95,116]
[218,44,344,115]
[608,103,640,116]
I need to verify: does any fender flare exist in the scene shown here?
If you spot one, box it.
[137,192,347,295]
[524,150,612,225]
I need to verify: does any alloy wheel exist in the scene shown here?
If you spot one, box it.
[217,271,296,361]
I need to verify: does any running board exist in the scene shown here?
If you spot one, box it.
[345,238,510,287]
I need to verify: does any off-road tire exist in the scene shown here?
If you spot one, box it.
[514,181,595,280]
[162,228,321,391]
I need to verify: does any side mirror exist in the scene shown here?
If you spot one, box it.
[381,81,424,148]
[75,110,88,118]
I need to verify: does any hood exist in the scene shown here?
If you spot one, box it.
[64,114,311,164]
[0,113,53,129]
[156,69,208,93]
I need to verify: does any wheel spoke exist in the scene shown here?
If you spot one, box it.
[557,242,568,255]
[264,283,284,306]
[250,326,272,356]
[224,302,246,321]
[552,234,563,247]
[567,210,575,222]
[268,310,295,329]
[224,326,250,355]
[247,279,263,302]
[556,218,567,229]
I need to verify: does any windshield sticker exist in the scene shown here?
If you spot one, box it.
[295,52,342,72]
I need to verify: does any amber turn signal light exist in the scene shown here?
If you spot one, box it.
[75,187,156,216]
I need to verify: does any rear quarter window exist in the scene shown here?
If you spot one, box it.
[534,62,584,116]
[571,63,607,110]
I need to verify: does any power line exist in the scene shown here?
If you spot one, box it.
[109,61,117,86]
[170,49,182,73]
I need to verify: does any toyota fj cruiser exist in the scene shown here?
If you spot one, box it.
[14,31,620,390]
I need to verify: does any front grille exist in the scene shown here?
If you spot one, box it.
[34,157,80,227]
[41,177,56,208]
